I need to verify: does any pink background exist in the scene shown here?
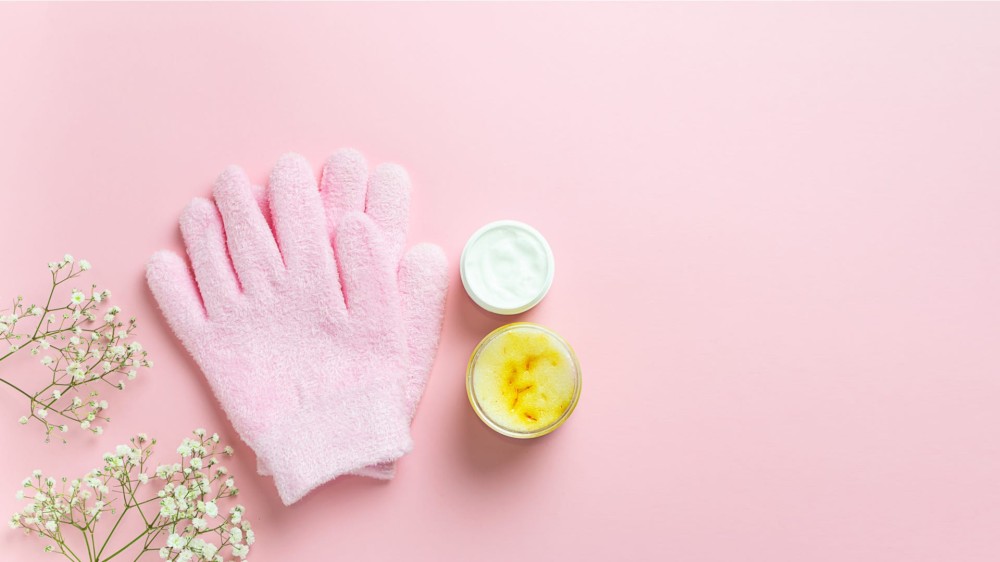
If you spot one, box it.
[2,3,1000,561]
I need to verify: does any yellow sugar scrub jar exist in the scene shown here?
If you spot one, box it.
[467,323,581,438]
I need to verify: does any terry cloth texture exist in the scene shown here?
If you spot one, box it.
[147,151,448,505]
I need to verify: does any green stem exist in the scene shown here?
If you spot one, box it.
[31,271,59,341]
[0,376,33,400]
[96,501,131,559]
[101,522,171,562]
[54,523,84,562]
[83,527,94,562]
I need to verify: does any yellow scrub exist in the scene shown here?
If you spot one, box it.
[469,324,579,436]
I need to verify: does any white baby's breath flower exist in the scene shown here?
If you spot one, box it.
[159,497,178,518]
[70,291,85,306]
[203,500,218,518]
[158,547,170,559]
[36,408,47,419]
[78,259,91,271]
[92,291,103,303]
[166,532,185,550]
[201,541,218,559]
[192,517,207,531]
[39,339,50,350]
[52,389,61,400]
[18,416,28,425]
[44,520,57,532]
[232,544,249,559]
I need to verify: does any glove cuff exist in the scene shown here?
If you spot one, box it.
[256,379,413,505]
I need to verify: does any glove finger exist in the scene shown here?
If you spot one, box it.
[213,165,284,295]
[366,163,411,262]
[268,154,339,291]
[335,212,398,320]
[319,149,368,235]
[179,198,240,317]
[146,250,207,342]
[398,243,449,417]
[250,183,273,231]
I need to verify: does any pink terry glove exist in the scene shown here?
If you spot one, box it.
[147,153,447,505]
[256,149,448,479]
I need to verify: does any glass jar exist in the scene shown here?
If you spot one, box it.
[467,322,581,438]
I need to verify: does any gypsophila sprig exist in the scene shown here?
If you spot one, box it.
[10,430,254,562]
[0,255,152,441]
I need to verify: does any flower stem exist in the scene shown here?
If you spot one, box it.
[30,271,59,341]
[0,376,33,400]
[100,522,170,562]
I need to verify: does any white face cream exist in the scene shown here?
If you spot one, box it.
[460,220,555,315]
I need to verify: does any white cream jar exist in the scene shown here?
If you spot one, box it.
[460,220,554,315]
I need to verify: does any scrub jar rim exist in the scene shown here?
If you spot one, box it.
[460,220,555,315]
[466,322,582,439]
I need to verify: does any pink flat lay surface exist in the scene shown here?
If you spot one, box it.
[2,3,999,561]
